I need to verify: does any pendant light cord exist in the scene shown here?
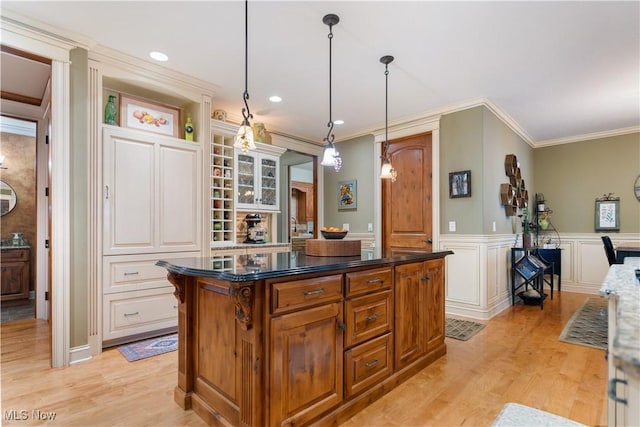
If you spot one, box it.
[242,0,252,122]
[384,63,389,156]
[324,22,335,145]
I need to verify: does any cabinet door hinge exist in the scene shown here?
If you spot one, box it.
[45,291,49,301]
[45,135,49,145]
[45,239,50,249]
[45,187,49,197]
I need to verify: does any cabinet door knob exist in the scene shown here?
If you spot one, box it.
[421,275,431,281]
[337,322,346,331]
[423,239,433,244]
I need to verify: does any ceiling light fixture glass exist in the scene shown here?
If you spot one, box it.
[234,0,256,153]
[380,55,397,182]
[269,95,282,103]
[149,51,168,62]
[320,13,342,172]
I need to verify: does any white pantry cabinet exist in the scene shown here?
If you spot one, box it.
[103,126,201,255]
[101,126,202,347]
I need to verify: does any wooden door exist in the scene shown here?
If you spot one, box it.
[270,302,343,426]
[394,262,426,370]
[383,132,433,253]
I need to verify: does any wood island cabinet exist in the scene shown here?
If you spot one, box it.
[160,252,450,426]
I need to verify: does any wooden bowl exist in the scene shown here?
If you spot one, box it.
[321,230,348,240]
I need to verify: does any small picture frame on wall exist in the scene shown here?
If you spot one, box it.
[449,170,471,198]
[595,197,620,231]
[120,94,180,138]
[337,180,357,210]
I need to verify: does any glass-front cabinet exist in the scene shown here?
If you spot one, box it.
[235,144,285,211]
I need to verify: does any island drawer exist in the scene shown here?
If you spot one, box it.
[344,332,393,397]
[344,290,393,348]
[345,267,392,297]
[271,274,343,314]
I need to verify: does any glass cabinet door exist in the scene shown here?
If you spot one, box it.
[237,153,255,205]
[260,157,277,208]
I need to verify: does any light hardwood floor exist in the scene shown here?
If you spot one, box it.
[1,291,607,426]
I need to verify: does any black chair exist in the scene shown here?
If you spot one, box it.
[601,236,621,266]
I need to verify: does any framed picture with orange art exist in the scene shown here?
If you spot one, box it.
[120,94,180,138]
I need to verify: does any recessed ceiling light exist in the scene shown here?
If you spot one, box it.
[149,51,168,62]
[269,95,282,103]
[334,119,344,125]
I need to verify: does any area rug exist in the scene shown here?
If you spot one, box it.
[445,318,486,341]
[559,297,608,350]
[118,334,178,362]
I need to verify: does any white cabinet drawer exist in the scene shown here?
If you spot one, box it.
[103,287,177,342]
[103,252,198,294]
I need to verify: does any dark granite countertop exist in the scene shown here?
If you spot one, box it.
[157,250,453,282]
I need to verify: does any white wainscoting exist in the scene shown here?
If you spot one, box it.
[439,233,639,320]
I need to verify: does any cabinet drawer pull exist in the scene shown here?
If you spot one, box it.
[608,378,628,405]
[304,288,324,296]
[365,278,383,285]
[421,275,431,281]
[365,358,379,368]
[365,313,380,322]
[123,311,139,317]
[124,272,140,276]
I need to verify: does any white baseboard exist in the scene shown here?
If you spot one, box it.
[69,345,93,365]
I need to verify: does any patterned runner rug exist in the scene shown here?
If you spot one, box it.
[559,297,608,350]
[118,333,178,362]
[445,318,486,341]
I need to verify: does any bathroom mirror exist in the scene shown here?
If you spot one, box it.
[0,180,17,216]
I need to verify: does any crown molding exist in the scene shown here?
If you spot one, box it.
[532,126,640,148]
[90,46,219,102]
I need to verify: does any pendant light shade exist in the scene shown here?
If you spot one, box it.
[234,0,255,153]
[321,13,342,172]
[380,55,396,182]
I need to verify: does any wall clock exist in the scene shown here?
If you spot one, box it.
[635,174,640,202]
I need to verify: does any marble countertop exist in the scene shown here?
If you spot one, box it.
[600,257,640,377]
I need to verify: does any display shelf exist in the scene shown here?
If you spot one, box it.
[210,124,236,245]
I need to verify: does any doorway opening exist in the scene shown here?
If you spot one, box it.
[0,116,37,322]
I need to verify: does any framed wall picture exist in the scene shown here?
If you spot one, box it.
[120,94,180,138]
[595,198,620,231]
[337,180,357,210]
[449,170,471,198]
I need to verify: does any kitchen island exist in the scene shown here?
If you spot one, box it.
[157,250,452,426]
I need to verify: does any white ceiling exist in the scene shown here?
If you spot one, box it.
[2,1,639,145]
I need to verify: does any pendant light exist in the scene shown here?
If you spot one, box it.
[380,55,397,182]
[234,0,256,153]
[320,13,342,172]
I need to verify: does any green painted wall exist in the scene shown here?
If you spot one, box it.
[323,135,375,232]
[440,106,533,235]
[533,133,640,233]
[70,48,89,348]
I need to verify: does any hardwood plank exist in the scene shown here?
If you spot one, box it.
[1,292,607,426]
